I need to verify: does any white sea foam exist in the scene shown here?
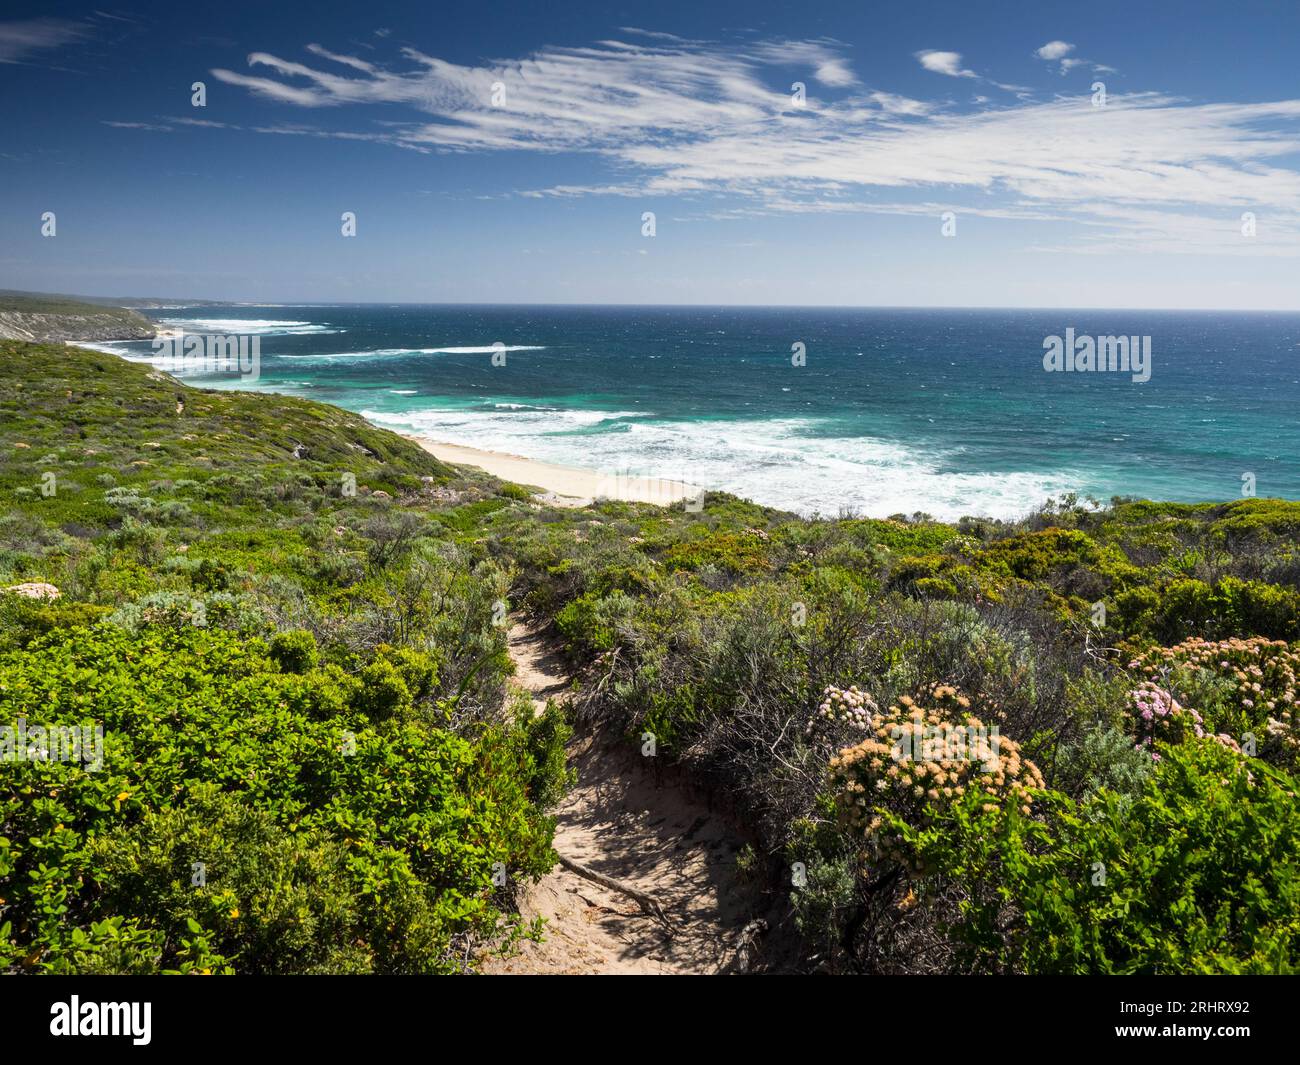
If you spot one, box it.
[362,406,1085,521]
[365,405,643,438]
[279,345,545,360]
[156,318,343,336]
[425,345,546,354]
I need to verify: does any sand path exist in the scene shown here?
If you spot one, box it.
[484,619,758,974]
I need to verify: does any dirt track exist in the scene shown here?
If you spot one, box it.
[483,620,756,974]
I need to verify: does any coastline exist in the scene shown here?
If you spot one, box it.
[70,314,1300,521]
[403,435,702,508]
[68,337,703,510]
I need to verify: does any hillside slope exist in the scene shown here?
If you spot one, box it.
[0,341,565,974]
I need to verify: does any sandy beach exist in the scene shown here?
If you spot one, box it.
[406,436,703,508]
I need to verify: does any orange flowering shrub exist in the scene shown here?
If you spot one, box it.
[829,684,1044,864]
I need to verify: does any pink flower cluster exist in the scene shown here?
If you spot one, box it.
[1129,682,1205,760]
[1127,681,1242,759]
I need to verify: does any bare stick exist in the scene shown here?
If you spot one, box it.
[556,854,673,929]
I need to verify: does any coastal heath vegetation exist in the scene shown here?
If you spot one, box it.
[0,341,567,973]
[3,339,1300,973]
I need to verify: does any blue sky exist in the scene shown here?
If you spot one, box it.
[3,0,1300,308]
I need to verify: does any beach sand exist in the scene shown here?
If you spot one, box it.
[406,436,703,508]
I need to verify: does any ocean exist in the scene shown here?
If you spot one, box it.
[90,305,1300,522]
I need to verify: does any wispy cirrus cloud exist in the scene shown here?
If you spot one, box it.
[211,35,848,144]
[102,119,173,132]
[752,39,859,87]
[0,17,87,64]
[193,34,1300,254]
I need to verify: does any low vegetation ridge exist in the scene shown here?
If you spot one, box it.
[0,291,157,344]
[2,339,1298,974]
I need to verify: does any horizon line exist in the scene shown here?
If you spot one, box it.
[10,288,1300,315]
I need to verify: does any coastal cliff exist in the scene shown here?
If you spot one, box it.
[0,291,156,343]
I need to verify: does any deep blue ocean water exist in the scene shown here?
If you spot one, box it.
[92,305,1300,521]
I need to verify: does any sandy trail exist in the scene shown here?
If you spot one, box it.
[485,620,757,975]
[508,621,571,716]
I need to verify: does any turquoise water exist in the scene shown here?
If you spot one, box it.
[94,305,1300,521]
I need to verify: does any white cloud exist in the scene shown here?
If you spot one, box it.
[915,49,1025,92]
[1034,38,1113,76]
[617,27,689,43]
[169,117,235,129]
[1035,40,1074,61]
[103,120,173,132]
[752,40,859,87]
[867,91,933,116]
[915,50,977,78]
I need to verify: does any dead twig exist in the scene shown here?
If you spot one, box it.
[555,854,674,932]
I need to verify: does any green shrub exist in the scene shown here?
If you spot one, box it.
[555,590,636,653]
[269,629,319,674]
[352,656,413,722]
[662,530,771,574]
[0,623,554,974]
[517,701,574,811]
[498,482,532,502]
[905,741,1300,973]
[787,817,858,961]
[1054,725,1153,808]
[0,594,112,652]
[979,528,1102,582]
[1137,577,1300,643]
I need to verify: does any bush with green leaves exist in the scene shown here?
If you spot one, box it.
[900,740,1300,973]
[0,623,559,974]
[1053,725,1153,809]
[555,589,637,653]
[268,628,319,674]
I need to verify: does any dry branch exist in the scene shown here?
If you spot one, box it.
[556,854,673,929]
